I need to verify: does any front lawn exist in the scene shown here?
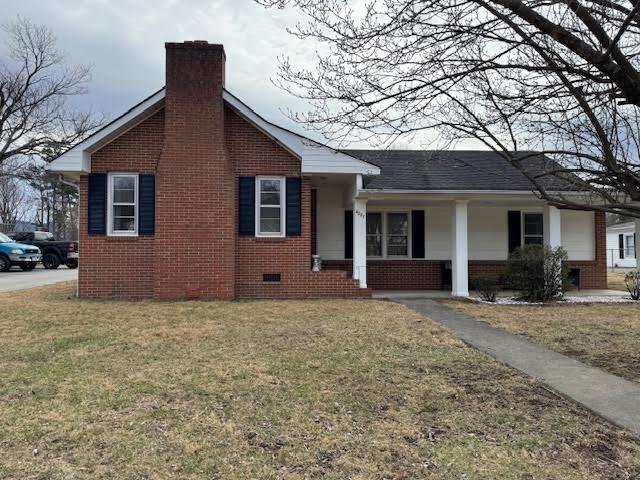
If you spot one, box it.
[608,271,629,291]
[446,300,640,384]
[2,283,640,479]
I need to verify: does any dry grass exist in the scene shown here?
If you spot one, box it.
[445,299,640,384]
[2,282,640,479]
[608,271,629,291]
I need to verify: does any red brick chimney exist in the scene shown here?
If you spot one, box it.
[154,41,235,299]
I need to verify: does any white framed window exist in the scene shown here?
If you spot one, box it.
[364,211,412,259]
[255,176,286,237]
[108,173,138,236]
[386,212,409,256]
[523,213,543,245]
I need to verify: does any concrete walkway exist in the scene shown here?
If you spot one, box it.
[398,298,640,436]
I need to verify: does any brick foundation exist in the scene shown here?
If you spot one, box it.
[325,259,606,291]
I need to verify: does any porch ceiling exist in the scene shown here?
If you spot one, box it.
[309,173,357,189]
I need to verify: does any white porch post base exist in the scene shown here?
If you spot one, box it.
[353,198,367,288]
[452,200,469,297]
[543,204,562,248]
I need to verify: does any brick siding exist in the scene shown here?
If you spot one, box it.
[228,108,367,299]
[78,42,367,300]
[77,109,164,299]
[154,43,235,300]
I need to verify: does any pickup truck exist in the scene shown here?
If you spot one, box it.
[9,231,78,269]
[0,232,42,272]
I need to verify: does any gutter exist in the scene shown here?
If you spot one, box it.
[358,189,586,195]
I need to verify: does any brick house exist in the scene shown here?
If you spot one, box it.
[49,41,607,299]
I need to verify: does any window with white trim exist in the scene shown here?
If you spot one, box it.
[523,213,543,245]
[364,211,411,258]
[256,177,285,237]
[108,174,138,235]
[386,212,409,256]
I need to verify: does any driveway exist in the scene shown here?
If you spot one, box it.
[0,265,77,292]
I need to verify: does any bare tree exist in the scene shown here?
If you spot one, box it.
[0,17,101,171]
[0,172,31,226]
[25,163,78,239]
[259,0,640,216]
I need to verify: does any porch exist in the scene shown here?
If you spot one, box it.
[310,174,605,296]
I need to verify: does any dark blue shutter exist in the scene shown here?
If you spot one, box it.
[238,177,255,235]
[411,210,425,258]
[619,233,625,259]
[344,210,353,259]
[508,211,521,253]
[138,175,155,235]
[88,173,106,235]
[286,177,302,236]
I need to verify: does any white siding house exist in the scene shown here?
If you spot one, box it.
[606,221,637,269]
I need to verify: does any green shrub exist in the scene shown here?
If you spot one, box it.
[472,276,500,302]
[625,271,640,300]
[504,245,570,302]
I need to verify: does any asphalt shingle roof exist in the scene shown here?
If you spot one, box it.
[342,150,580,191]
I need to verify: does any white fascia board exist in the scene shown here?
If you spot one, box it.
[47,87,380,177]
[357,189,593,203]
[300,148,380,175]
[47,149,90,174]
[222,90,380,176]
[47,89,166,174]
[360,189,584,195]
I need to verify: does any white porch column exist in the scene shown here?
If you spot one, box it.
[353,198,367,288]
[451,200,469,297]
[543,204,562,248]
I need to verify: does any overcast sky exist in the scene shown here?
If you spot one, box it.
[2,1,337,141]
[3,0,456,149]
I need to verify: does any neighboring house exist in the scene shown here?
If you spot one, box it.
[48,41,607,300]
[606,221,637,269]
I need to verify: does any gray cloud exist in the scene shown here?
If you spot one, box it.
[3,1,325,138]
[3,0,451,149]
